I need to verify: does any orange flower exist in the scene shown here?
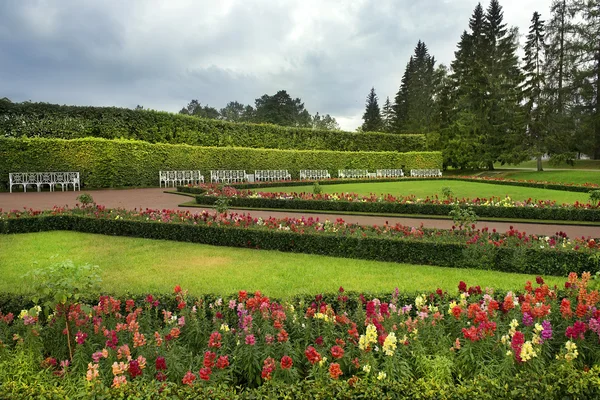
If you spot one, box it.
[329,363,343,380]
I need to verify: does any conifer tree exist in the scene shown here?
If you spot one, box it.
[522,12,547,171]
[381,96,394,133]
[361,87,384,132]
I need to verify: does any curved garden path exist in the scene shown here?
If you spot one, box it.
[1,188,598,238]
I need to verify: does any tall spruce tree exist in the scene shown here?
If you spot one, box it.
[382,96,394,132]
[522,12,547,171]
[569,0,600,158]
[361,87,384,132]
[544,0,578,162]
[393,41,436,133]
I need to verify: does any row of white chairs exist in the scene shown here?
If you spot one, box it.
[255,170,292,182]
[377,169,405,178]
[9,172,80,193]
[338,169,370,179]
[300,170,331,180]
[410,169,443,178]
[210,170,250,183]
[159,171,205,187]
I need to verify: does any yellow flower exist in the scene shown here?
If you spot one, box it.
[377,371,387,380]
[565,340,578,361]
[520,341,537,362]
[363,364,371,374]
[415,294,427,309]
[220,323,230,332]
[448,301,458,315]
[383,332,397,356]
[359,324,378,350]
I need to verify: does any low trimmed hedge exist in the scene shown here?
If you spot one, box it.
[0,215,595,275]
[0,101,426,152]
[0,137,442,189]
[194,194,600,222]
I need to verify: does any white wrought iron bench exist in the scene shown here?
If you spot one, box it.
[338,169,370,179]
[254,170,292,182]
[210,170,250,184]
[159,170,205,187]
[376,169,404,178]
[299,170,331,180]
[410,169,443,178]
[9,172,80,193]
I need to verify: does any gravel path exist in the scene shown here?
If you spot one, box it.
[1,188,598,238]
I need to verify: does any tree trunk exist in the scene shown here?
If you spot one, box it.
[536,155,544,171]
[487,161,495,171]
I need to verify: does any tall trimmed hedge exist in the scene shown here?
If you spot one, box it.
[0,137,442,189]
[0,102,426,152]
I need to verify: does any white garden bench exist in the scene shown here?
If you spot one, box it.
[9,172,80,193]
[410,169,442,178]
[254,170,292,182]
[376,169,404,178]
[210,170,250,184]
[159,170,205,187]
[299,170,331,180]
[338,169,370,179]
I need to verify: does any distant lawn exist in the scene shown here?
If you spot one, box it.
[257,180,590,204]
[491,170,600,185]
[495,159,600,170]
[0,232,563,298]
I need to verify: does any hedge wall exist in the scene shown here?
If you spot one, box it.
[0,101,426,152]
[0,215,594,275]
[194,195,600,222]
[0,137,442,189]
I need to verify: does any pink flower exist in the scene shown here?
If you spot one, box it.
[245,334,256,346]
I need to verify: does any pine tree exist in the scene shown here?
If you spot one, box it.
[393,41,436,133]
[522,12,547,171]
[381,97,394,132]
[544,0,577,162]
[569,0,600,158]
[361,87,384,132]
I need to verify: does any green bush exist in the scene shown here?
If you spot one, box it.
[0,215,595,275]
[0,101,426,152]
[0,137,442,189]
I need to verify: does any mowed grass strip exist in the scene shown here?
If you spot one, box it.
[0,231,564,298]
[257,180,591,204]
[495,170,600,185]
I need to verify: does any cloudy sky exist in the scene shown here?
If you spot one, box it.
[1,0,550,131]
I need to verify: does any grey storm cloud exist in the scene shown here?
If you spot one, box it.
[0,0,550,130]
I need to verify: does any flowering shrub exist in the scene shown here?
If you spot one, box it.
[1,205,598,275]
[2,275,600,397]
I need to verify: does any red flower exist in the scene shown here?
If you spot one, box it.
[129,360,142,379]
[155,356,167,371]
[155,371,167,381]
[216,355,229,369]
[315,336,323,346]
[329,363,343,380]
[238,290,248,302]
[182,370,196,386]
[198,367,211,381]
[203,351,216,368]
[536,276,545,285]
[511,331,525,363]
[208,331,222,348]
[330,345,345,359]
[261,357,276,380]
[560,298,573,319]
[305,346,322,365]
[277,329,289,343]
[458,281,467,293]
[174,285,182,294]
[280,355,293,370]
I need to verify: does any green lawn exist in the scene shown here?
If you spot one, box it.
[495,159,600,170]
[490,170,600,185]
[257,180,591,204]
[0,232,563,298]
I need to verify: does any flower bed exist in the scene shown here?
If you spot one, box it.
[192,185,600,222]
[178,175,600,194]
[1,206,599,275]
[2,275,600,398]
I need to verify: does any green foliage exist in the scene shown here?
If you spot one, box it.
[214,197,231,214]
[0,137,442,189]
[448,205,477,231]
[24,260,101,310]
[76,193,95,206]
[441,186,453,199]
[590,190,600,205]
[312,181,323,195]
[361,87,384,132]
[0,101,426,152]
